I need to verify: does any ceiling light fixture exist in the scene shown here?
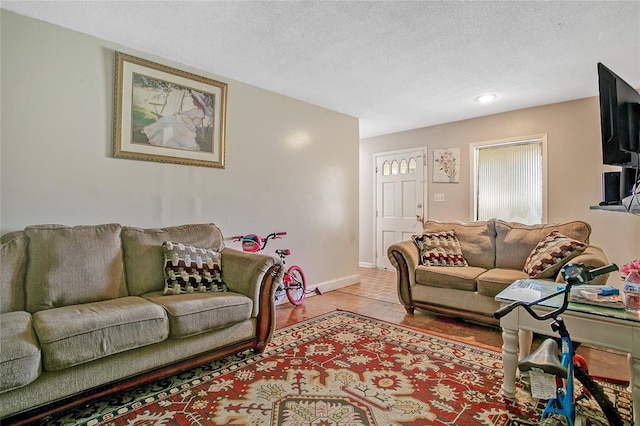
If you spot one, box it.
[476,94,497,104]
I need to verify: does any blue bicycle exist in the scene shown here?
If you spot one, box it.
[494,263,624,426]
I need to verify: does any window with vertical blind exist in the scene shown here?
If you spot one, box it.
[471,135,547,224]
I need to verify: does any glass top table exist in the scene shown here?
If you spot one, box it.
[496,278,638,321]
[495,279,639,424]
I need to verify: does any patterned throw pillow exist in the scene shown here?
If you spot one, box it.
[412,231,468,267]
[523,231,588,279]
[162,241,227,295]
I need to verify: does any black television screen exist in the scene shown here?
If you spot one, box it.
[598,62,640,166]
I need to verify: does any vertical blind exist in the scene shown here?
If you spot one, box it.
[476,141,542,224]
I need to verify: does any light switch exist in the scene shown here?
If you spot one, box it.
[434,193,445,202]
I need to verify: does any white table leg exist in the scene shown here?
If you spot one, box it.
[633,353,639,426]
[518,329,533,360]
[501,326,519,398]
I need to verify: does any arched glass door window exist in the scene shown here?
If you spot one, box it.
[400,159,408,174]
[382,161,391,176]
[391,160,399,175]
[382,157,418,176]
[408,158,417,173]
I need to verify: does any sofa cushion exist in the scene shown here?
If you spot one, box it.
[162,241,226,294]
[143,291,252,338]
[122,224,225,296]
[415,265,486,291]
[523,231,588,279]
[33,296,168,371]
[0,311,41,393]
[24,224,127,312]
[412,231,468,267]
[423,220,496,269]
[477,268,530,297]
[494,220,591,270]
[0,231,27,314]
[164,223,225,251]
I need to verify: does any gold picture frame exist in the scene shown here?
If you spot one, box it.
[113,52,227,168]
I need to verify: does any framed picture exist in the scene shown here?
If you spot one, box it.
[113,52,227,168]
[433,148,460,183]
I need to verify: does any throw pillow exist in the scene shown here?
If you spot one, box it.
[523,231,588,279]
[412,231,468,267]
[162,241,227,295]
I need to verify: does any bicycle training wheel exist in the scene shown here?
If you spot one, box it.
[285,265,306,306]
[573,365,624,426]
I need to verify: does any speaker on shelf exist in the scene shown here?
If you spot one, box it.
[603,168,639,204]
[602,171,621,203]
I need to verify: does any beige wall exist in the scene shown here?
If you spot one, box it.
[360,97,640,285]
[0,10,361,290]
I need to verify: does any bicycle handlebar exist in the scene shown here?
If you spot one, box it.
[231,232,287,251]
[561,263,618,285]
[493,288,568,320]
[493,263,618,321]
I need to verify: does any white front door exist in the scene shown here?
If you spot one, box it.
[375,148,426,269]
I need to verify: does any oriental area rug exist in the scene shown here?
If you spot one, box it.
[53,311,631,425]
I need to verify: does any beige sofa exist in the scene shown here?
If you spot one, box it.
[0,223,283,422]
[387,219,610,325]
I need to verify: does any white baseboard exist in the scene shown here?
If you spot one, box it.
[359,262,374,268]
[309,273,360,295]
[275,273,360,304]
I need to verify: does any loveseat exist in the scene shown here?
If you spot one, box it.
[387,219,610,325]
[0,223,283,422]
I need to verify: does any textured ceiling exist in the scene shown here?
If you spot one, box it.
[2,1,639,138]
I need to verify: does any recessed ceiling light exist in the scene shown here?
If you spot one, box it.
[476,94,497,104]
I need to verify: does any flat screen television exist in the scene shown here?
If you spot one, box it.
[598,62,640,201]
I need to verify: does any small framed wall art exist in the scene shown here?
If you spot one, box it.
[433,148,460,183]
[113,52,227,168]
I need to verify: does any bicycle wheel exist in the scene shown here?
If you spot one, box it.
[573,365,624,426]
[285,265,306,306]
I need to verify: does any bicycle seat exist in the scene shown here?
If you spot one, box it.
[518,338,568,379]
[276,249,291,256]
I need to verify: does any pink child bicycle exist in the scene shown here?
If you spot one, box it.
[232,232,307,306]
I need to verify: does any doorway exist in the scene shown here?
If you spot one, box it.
[374,148,426,269]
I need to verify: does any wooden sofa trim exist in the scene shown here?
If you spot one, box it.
[390,249,414,313]
[410,301,500,326]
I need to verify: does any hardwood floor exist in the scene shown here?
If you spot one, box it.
[276,267,629,383]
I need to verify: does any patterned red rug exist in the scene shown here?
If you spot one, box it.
[53,310,631,425]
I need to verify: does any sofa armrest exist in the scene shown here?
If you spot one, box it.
[553,245,611,285]
[221,248,283,312]
[387,240,420,310]
[221,247,283,352]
